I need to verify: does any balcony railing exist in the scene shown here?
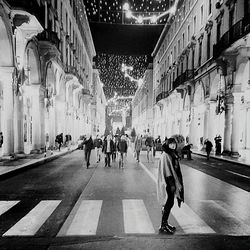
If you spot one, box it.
[173,69,194,89]
[37,29,60,50]
[213,17,250,58]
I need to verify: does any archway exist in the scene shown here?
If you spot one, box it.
[0,14,14,155]
[182,92,191,140]
[44,62,56,149]
[23,43,41,153]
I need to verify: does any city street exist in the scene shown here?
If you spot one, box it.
[0,150,249,249]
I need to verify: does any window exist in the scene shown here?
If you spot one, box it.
[217,22,221,43]
[178,40,180,54]
[182,33,185,48]
[193,16,197,34]
[229,7,235,28]
[209,0,212,15]
[207,33,211,59]
[200,5,204,25]
[60,2,63,21]
[174,46,177,60]
[198,40,202,66]
[188,25,190,41]
[192,48,195,69]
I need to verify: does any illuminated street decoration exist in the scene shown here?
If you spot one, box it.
[121,63,143,88]
[83,0,175,24]
[95,53,148,100]
[123,0,180,24]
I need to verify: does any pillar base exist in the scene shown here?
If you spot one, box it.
[230,152,241,158]
[222,150,231,156]
[30,149,42,154]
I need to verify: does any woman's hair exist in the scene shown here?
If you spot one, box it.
[166,137,177,147]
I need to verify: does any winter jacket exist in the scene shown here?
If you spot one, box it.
[102,139,115,153]
[117,140,128,153]
[94,138,102,148]
[134,137,142,151]
[84,137,94,151]
[157,151,184,206]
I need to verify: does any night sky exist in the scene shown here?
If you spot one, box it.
[83,0,173,117]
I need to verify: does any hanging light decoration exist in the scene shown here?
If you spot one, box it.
[121,63,143,88]
[123,0,180,24]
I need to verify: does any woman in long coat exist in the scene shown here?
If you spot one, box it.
[157,137,184,234]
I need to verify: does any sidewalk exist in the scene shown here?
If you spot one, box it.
[192,149,250,167]
[0,146,78,179]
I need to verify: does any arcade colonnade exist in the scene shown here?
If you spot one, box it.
[0,6,92,156]
[153,53,250,156]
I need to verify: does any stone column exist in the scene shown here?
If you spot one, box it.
[208,101,217,142]
[222,102,233,155]
[40,87,45,151]
[0,67,14,156]
[30,85,42,152]
[203,102,209,141]
[231,93,242,157]
[13,94,24,153]
[189,106,195,145]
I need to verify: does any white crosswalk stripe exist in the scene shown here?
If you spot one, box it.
[123,199,155,234]
[0,199,250,236]
[0,201,19,216]
[171,202,216,234]
[61,200,103,236]
[3,200,61,236]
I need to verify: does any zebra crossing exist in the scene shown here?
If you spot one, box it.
[0,199,250,237]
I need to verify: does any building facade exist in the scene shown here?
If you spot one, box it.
[0,0,96,156]
[132,63,154,136]
[152,0,250,157]
[92,68,106,137]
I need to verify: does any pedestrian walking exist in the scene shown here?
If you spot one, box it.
[145,134,154,162]
[112,135,118,162]
[94,135,103,163]
[102,134,114,167]
[83,134,94,169]
[134,135,143,162]
[214,135,222,155]
[181,143,193,160]
[55,133,63,151]
[157,137,184,234]
[117,135,128,168]
[204,139,213,160]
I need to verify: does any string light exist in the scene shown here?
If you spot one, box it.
[123,0,180,24]
[121,63,143,88]
[83,0,173,24]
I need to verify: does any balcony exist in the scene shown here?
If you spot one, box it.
[213,17,250,58]
[37,29,60,50]
[173,69,194,89]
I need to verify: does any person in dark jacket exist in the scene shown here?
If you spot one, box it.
[145,134,154,162]
[204,139,213,160]
[55,133,63,151]
[157,137,184,234]
[117,135,128,168]
[83,134,94,168]
[102,134,114,167]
